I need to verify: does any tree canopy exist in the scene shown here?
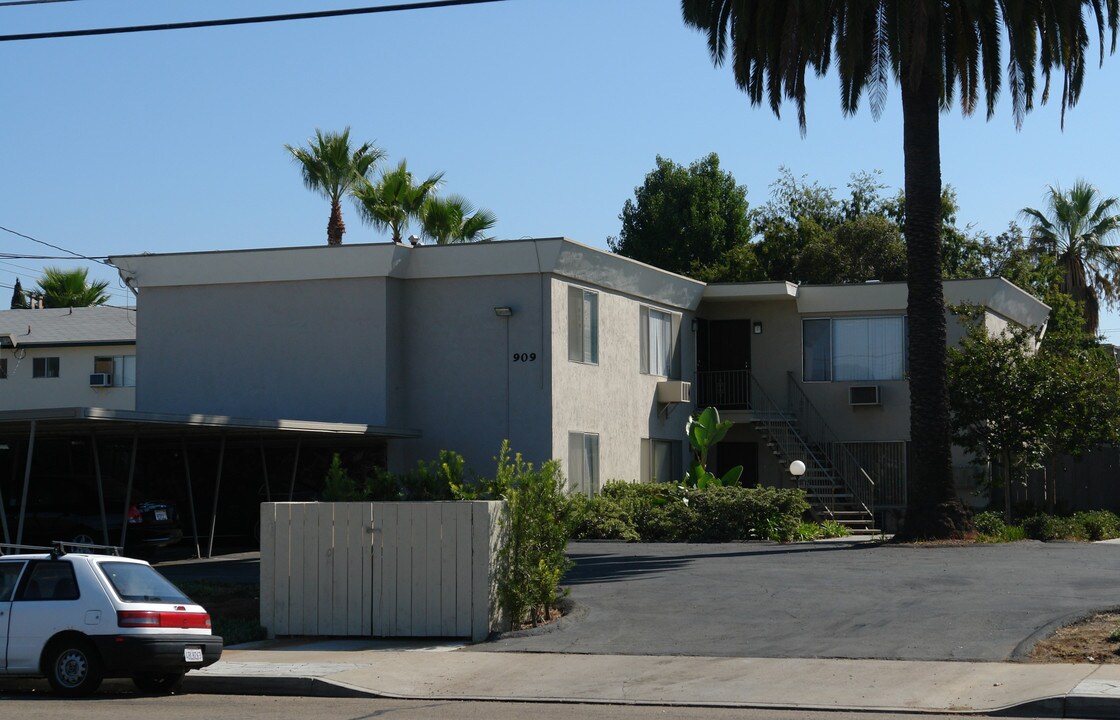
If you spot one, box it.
[608,153,757,282]
[36,267,110,308]
[286,128,383,246]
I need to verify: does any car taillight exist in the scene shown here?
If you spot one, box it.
[118,610,211,629]
[127,505,142,524]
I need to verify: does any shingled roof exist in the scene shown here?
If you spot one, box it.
[0,306,135,346]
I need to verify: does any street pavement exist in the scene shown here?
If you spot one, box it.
[154,539,1120,716]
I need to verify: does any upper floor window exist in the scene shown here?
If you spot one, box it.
[640,307,673,377]
[32,357,60,379]
[567,287,598,365]
[94,355,136,387]
[803,316,906,382]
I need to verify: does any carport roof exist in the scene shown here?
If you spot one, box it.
[0,407,422,439]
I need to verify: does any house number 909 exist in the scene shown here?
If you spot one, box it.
[513,353,537,362]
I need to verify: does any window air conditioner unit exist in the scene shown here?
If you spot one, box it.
[89,373,112,387]
[657,380,691,404]
[849,385,881,406]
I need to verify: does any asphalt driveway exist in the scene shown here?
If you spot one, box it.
[476,539,1120,661]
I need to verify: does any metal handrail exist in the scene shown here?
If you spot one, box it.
[785,372,875,517]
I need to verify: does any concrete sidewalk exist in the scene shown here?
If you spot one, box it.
[183,639,1120,717]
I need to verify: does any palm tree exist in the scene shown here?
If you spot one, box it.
[420,194,498,244]
[36,267,110,307]
[286,128,383,246]
[1022,181,1120,335]
[352,160,444,244]
[681,1,1118,539]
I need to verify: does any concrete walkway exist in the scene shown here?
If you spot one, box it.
[184,638,1120,717]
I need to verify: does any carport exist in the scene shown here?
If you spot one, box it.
[0,407,420,557]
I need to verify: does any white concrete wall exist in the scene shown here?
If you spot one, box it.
[0,344,135,411]
[550,277,694,485]
[135,277,391,424]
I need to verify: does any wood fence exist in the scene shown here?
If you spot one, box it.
[259,501,504,641]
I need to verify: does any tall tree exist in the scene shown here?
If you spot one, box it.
[286,128,383,246]
[420,194,498,244]
[10,278,27,309]
[36,267,110,308]
[1022,180,1120,335]
[608,153,758,282]
[353,160,444,244]
[682,1,1119,539]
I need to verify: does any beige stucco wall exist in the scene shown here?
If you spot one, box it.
[550,277,694,485]
[0,344,135,411]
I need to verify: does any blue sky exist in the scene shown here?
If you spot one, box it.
[3,0,1120,337]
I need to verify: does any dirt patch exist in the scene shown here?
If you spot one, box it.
[1027,612,1120,663]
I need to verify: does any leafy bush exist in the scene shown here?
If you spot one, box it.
[818,520,852,538]
[569,495,640,541]
[1073,510,1120,541]
[492,442,575,627]
[972,510,1006,537]
[795,522,821,541]
[574,482,808,543]
[321,454,363,501]
[1022,514,1079,541]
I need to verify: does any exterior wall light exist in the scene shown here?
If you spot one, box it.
[753,321,763,334]
[494,307,513,317]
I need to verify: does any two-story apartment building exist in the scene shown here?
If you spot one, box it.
[0,307,137,412]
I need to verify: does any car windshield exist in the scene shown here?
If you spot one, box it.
[98,561,192,604]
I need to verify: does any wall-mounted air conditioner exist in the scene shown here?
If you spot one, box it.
[657,380,691,404]
[89,373,112,387]
[849,385,881,406]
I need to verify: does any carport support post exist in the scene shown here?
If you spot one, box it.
[288,439,301,501]
[0,441,11,545]
[15,420,36,546]
[206,435,227,559]
[119,433,139,549]
[91,435,110,546]
[181,438,201,559]
[260,440,271,503]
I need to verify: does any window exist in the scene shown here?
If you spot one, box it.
[0,358,6,379]
[568,287,598,364]
[0,562,25,602]
[94,355,136,387]
[568,432,600,496]
[640,307,674,377]
[803,317,906,382]
[32,357,60,379]
[99,562,191,603]
[641,439,680,483]
[17,562,79,601]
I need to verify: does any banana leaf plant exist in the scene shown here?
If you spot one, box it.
[684,407,743,489]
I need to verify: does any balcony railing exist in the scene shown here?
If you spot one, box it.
[696,370,751,408]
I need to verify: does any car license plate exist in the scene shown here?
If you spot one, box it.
[184,647,204,663]
[155,509,168,521]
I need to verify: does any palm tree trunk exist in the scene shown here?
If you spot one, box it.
[327,200,346,246]
[897,52,972,540]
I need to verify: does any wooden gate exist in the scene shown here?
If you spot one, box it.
[259,501,504,642]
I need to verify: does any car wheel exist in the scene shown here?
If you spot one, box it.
[132,673,184,694]
[45,637,103,696]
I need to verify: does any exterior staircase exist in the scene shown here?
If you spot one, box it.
[721,372,879,535]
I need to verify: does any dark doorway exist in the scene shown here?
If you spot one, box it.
[697,319,752,407]
[715,442,758,486]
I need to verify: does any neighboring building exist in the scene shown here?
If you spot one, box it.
[108,239,1050,532]
[0,307,137,411]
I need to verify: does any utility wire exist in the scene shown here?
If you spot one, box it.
[0,0,508,42]
[0,224,109,265]
[0,0,79,6]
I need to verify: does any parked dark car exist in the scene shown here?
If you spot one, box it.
[3,476,183,550]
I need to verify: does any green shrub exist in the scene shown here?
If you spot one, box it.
[1073,510,1120,541]
[569,495,640,541]
[973,510,1006,537]
[795,522,821,541]
[575,482,808,543]
[493,442,575,627]
[1022,514,1079,541]
[321,454,363,501]
[818,520,852,539]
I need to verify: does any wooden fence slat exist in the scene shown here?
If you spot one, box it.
[259,502,276,637]
[439,503,456,636]
[302,504,321,635]
[367,503,379,636]
[395,504,414,636]
[381,503,398,636]
[409,504,427,635]
[345,503,364,636]
[288,503,305,635]
[454,503,472,637]
[316,503,335,634]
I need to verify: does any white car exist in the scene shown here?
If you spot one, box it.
[0,542,223,695]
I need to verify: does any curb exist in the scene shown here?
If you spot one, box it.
[181,673,1120,718]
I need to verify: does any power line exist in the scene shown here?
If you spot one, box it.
[0,224,108,265]
[0,0,508,42]
[0,0,79,6]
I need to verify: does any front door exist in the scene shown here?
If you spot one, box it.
[698,319,752,407]
[715,442,759,486]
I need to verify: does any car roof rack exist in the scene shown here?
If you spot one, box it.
[50,540,124,557]
[0,543,53,556]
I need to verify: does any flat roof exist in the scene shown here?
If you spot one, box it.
[0,407,421,439]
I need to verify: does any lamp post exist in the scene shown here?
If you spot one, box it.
[789,460,806,490]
